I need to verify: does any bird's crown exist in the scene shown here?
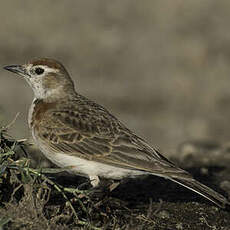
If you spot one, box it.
[28,58,67,73]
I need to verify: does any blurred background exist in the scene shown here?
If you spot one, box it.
[1,0,230,157]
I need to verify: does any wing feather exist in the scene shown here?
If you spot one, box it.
[34,99,187,176]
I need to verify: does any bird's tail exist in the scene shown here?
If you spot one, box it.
[168,176,229,208]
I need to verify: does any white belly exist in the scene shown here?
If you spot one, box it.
[44,151,145,179]
[32,132,146,180]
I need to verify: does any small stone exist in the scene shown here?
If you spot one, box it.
[176,222,183,230]
[220,180,230,197]
[157,210,170,219]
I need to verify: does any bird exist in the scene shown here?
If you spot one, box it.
[3,58,229,208]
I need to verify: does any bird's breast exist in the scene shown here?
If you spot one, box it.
[28,98,56,129]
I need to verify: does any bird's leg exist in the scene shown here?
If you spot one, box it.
[89,175,100,187]
[88,176,120,200]
[89,175,120,191]
[109,181,120,192]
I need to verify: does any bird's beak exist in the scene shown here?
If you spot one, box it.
[3,65,29,77]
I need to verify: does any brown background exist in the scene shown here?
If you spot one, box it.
[1,0,230,157]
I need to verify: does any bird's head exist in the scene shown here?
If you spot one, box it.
[4,58,75,101]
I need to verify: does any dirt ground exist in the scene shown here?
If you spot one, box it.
[1,1,230,229]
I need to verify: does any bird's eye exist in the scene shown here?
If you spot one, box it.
[35,67,44,75]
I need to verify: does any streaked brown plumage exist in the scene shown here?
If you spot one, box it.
[4,58,230,208]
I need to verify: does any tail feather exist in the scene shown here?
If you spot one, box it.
[169,177,229,208]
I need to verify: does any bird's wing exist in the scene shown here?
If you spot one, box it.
[35,100,230,209]
[35,101,189,177]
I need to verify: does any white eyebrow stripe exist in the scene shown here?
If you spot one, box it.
[36,65,59,73]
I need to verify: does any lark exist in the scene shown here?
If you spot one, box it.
[4,58,229,208]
